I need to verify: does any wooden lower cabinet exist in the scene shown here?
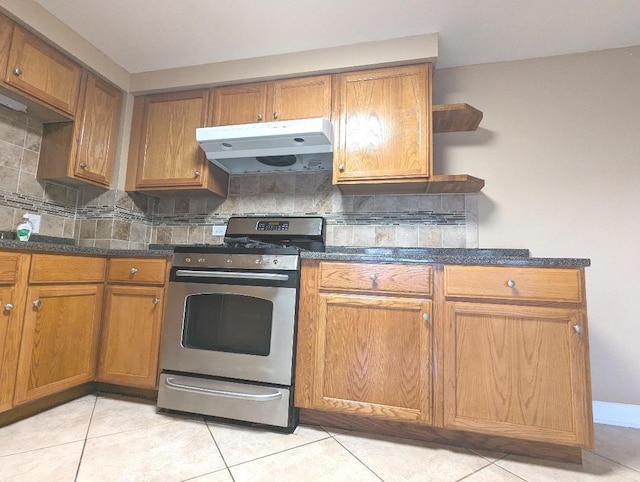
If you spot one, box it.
[442,301,593,446]
[296,260,433,424]
[313,293,432,423]
[97,257,168,388]
[13,284,103,404]
[97,285,164,388]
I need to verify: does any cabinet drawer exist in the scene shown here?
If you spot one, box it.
[320,262,432,296]
[444,266,583,303]
[108,258,167,285]
[29,254,106,284]
[0,252,23,284]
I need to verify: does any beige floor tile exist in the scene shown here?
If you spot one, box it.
[496,449,640,481]
[0,395,95,456]
[77,417,225,482]
[334,431,491,481]
[587,424,640,471]
[87,395,176,438]
[206,420,329,466]
[461,464,526,481]
[188,468,234,481]
[0,440,84,482]
[230,437,379,482]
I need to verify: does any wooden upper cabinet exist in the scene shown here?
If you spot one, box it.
[126,89,228,196]
[332,64,432,194]
[38,71,122,188]
[212,75,331,126]
[4,25,82,116]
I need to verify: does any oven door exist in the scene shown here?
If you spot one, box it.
[160,269,298,386]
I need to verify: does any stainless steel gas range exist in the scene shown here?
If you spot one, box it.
[157,216,325,431]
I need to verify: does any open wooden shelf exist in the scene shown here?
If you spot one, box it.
[425,174,485,194]
[433,103,483,133]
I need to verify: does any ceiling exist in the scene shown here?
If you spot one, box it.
[31,0,640,74]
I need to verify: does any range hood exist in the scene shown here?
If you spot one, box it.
[196,117,333,174]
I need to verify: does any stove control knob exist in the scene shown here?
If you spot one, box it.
[255,259,262,264]
[273,259,279,265]
[227,259,232,263]
[198,258,205,263]
[185,257,191,263]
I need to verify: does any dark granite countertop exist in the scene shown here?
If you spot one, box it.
[301,247,591,267]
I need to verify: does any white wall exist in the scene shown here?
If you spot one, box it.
[433,46,640,405]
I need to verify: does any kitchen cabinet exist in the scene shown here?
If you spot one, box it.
[332,64,432,194]
[2,21,82,117]
[295,260,433,424]
[37,71,122,188]
[442,265,593,447]
[212,75,331,126]
[13,255,105,405]
[97,257,168,388]
[0,253,30,413]
[126,89,229,196]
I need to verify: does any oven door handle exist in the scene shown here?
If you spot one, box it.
[175,269,289,281]
[164,377,283,402]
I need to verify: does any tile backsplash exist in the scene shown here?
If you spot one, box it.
[0,106,478,249]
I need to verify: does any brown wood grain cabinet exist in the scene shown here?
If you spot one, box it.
[13,255,105,405]
[332,64,433,194]
[37,71,122,188]
[212,75,331,126]
[442,265,593,447]
[126,90,228,196]
[97,258,168,388]
[2,23,82,117]
[296,260,433,423]
[0,253,30,413]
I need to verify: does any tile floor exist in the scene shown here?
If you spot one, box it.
[0,394,639,481]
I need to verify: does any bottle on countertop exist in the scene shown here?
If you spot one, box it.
[16,214,33,241]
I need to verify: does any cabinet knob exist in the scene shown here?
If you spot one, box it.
[194,171,201,178]
[573,324,583,333]
[4,303,14,311]
[152,297,160,305]
[257,113,263,121]
[507,279,516,288]
[79,162,87,169]
[422,313,429,321]
[273,112,279,119]
[338,164,344,172]
[32,299,41,308]
[13,67,22,76]
[130,267,138,274]
[370,273,377,281]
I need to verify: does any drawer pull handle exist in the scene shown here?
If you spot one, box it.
[79,162,87,169]
[338,164,345,172]
[130,267,138,274]
[370,274,377,281]
[13,67,22,76]
[422,313,429,321]
[507,279,516,288]
[273,112,279,119]
[194,171,201,178]
[32,299,41,308]
[573,324,583,334]
[152,297,160,305]
[4,303,13,311]
[257,113,263,121]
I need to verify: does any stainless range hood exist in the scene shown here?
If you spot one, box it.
[196,117,333,174]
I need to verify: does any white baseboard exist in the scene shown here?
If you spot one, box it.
[593,401,640,428]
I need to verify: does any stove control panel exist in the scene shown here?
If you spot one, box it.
[172,253,299,271]
[256,220,289,231]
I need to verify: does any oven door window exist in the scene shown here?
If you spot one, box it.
[182,293,273,356]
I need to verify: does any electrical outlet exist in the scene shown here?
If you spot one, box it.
[212,225,227,236]
[26,214,41,233]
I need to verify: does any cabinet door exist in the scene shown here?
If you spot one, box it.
[213,82,268,126]
[443,301,593,446]
[0,286,22,413]
[268,75,331,122]
[5,26,82,115]
[314,293,432,423]
[133,90,210,188]
[13,284,103,404]
[333,64,432,185]
[71,72,122,186]
[98,286,164,388]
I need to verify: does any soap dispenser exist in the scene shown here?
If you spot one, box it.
[16,214,33,241]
